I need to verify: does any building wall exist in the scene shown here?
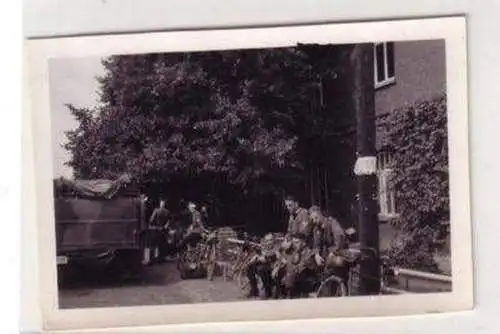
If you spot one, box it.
[289,41,447,237]
[375,39,446,117]
[374,39,447,250]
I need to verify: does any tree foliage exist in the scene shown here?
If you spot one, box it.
[385,93,449,272]
[63,45,352,230]
[65,54,298,185]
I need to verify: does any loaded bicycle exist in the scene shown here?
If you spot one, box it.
[313,245,396,298]
[229,240,263,296]
[177,227,218,280]
[228,236,394,299]
[226,234,285,297]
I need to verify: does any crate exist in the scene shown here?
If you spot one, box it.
[212,227,240,280]
[215,227,239,262]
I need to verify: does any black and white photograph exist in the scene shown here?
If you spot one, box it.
[25,17,472,330]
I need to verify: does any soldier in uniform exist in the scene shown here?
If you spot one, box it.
[309,205,349,285]
[284,196,313,245]
[272,236,293,298]
[309,206,345,256]
[148,199,171,263]
[284,234,320,298]
[271,233,322,299]
[182,202,207,250]
[245,233,277,299]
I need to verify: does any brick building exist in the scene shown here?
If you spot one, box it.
[374,39,446,223]
[372,40,446,249]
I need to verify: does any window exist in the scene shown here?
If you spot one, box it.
[374,42,395,89]
[377,151,397,219]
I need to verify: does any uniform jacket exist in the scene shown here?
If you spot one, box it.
[187,209,204,233]
[313,216,345,255]
[287,207,312,237]
[278,245,316,273]
[149,207,171,227]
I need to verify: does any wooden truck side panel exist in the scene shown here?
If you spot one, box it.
[55,197,143,253]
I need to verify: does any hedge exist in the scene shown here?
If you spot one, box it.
[384,93,449,273]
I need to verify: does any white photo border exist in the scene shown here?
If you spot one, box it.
[24,16,472,331]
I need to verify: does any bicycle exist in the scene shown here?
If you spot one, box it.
[313,246,395,298]
[227,240,264,296]
[177,228,218,280]
[267,249,349,299]
[313,253,354,298]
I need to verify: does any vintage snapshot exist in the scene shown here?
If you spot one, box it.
[25,17,472,331]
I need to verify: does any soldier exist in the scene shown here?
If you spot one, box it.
[149,199,171,228]
[285,234,321,298]
[245,233,277,299]
[272,236,295,298]
[284,196,313,245]
[309,206,349,284]
[188,202,203,225]
[309,206,346,257]
[272,233,321,299]
[148,199,171,263]
[182,202,206,250]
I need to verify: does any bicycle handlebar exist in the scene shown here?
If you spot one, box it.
[226,238,261,248]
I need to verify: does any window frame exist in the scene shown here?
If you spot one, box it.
[374,42,396,89]
[376,151,399,221]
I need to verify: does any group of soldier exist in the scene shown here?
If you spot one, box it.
[147,199,208,263]
[244,195,353,299]
[147,195,354,299]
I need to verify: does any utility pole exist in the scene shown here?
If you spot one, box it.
[350,43,380,295]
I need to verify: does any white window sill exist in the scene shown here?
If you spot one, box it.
[375,77,396,90]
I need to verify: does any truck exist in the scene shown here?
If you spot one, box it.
[53,174,147,283]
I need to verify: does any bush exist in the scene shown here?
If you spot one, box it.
[385,227,441,273]
[385,93,449,272]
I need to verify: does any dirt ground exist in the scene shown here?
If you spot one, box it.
[58,260,244,309]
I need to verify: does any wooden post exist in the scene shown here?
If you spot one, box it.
[351,43,380,295]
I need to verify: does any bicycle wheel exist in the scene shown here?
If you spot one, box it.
[347,265,360,296]
[315,275,348,298]
[227,261,240,280]
[177,251,187,271]
[230,253,249,281]
[206,246,216,281]
[237,272,263,296]
[230,250,247,276]
[237,272,251,294]
[177,251,191,280]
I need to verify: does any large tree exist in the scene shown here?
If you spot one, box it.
[194,45,354,207]
[65,53,297,187]
[64,45,352,231]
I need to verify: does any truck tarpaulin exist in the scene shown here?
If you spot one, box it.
[53,174,134,199]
